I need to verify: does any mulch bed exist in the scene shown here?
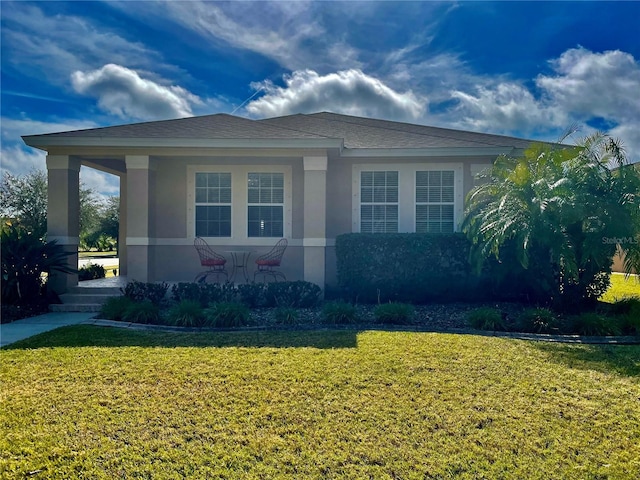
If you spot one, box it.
[1,304,50,324]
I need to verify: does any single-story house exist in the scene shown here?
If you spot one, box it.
[22,112,534,294]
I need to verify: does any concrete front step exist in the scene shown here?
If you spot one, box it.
[50,303,102,313]
[51,286,123,313]
[67,286,122,295]
[59,293,119,305]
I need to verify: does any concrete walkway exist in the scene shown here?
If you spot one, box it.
[0,312,96,348]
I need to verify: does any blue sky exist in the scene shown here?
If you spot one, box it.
[2,1,640,197]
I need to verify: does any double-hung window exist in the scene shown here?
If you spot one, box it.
[415,170,455,233]
[360,171,399,233]
[247,172,284,237]
[195,172,231,237]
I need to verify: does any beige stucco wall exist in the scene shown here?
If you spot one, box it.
[120,154,500,286]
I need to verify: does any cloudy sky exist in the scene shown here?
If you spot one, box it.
[2,1,640,197]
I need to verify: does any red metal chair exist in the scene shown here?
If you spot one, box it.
[254,238,288,282]
[194,237,228,283]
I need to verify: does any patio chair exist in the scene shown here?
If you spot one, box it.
[254,238,288,282]
[194,237,228,283]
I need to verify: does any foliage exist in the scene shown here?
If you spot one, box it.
[167,300,206,327]
[0,169,48,238]
[466,307,506,331]
[237,282,269,308]
[1,169,106,245]
[122,300,161,324]
[266,281,321,308]
[568,312,622,336]
[374,302,415,324]
[272,306,299,325]
[171,282,237,306]
[335,233,535,304]
[463,133,640,310]
[1,222,76,304]
[78,263,106,281]
[322,301,359,324]
[204,302,250,328]
[99,196,120,251]
[99,296,134,321]
[4,330,640,478]
[516,308,559,334]
[121,280,168,304]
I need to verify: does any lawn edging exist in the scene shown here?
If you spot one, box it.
[84,318,640,345]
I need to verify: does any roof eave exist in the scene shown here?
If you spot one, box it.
[341,147,520,158]
[21,135,344,151]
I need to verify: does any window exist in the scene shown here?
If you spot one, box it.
[247,172,284,237]
[416,170,455,233]
[360,171,398,233]
[195,172,231,237]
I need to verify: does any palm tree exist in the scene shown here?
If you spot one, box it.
[463,132,640,310]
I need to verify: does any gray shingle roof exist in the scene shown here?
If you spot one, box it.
[259,112,534,149]
[23,111,534,149]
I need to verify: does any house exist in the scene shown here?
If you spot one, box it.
[22,112,534,294]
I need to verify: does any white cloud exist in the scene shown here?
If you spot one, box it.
[537,47,640,124]
[246,69,425,121]
[80,167,120,201]
[71,64,202,120]
[0,145,46,177]
[449,83,566,134]
[1,4,166,83]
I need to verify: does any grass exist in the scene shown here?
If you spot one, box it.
[600,273,640,303]
[2,327,640,479]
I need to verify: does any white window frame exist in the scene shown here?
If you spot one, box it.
[194,172,232,238]
[352,163,463,233]
[415,170,456,234]
[187,164,292,246]
[359,170,399,234]
[247,172,285,238]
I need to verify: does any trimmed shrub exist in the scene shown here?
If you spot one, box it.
[99,296,133,321]
[272,306,299,325]
[122,280,168,304]
[322,301,358,325]
[568,313,621,336]
[168,300,205,327]
[78,263,106,281]
[171,282,236,306]
[237,283,269,308]
[205,302,250,328]
[466,307,505,331]
[516,308,559,334]
[335,233,534,304]
[122,300,161,324]
[374,302,415,325]
[267,281,321,308]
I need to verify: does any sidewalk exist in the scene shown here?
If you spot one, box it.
[0,312,96,348]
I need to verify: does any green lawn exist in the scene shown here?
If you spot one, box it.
[601,273,640,303]
[2,328,639,479]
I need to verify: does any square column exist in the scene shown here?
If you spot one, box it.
[303,156,328,290]
[125,155,155,282]
[46,155,81,294]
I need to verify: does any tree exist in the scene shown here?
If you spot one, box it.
[463,132,640,310]
[0,169,104,243]
[1,169,47,238]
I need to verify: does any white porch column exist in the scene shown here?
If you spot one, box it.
[46,155,80,294]
[303,156,328,290]
[125,155,155,282]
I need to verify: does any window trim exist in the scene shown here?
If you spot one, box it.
[352,163,463,233]
[187,164,292,245]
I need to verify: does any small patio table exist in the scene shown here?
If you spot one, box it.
[226,250,252,283]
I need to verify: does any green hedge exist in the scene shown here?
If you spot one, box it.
[335,233,531,304]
